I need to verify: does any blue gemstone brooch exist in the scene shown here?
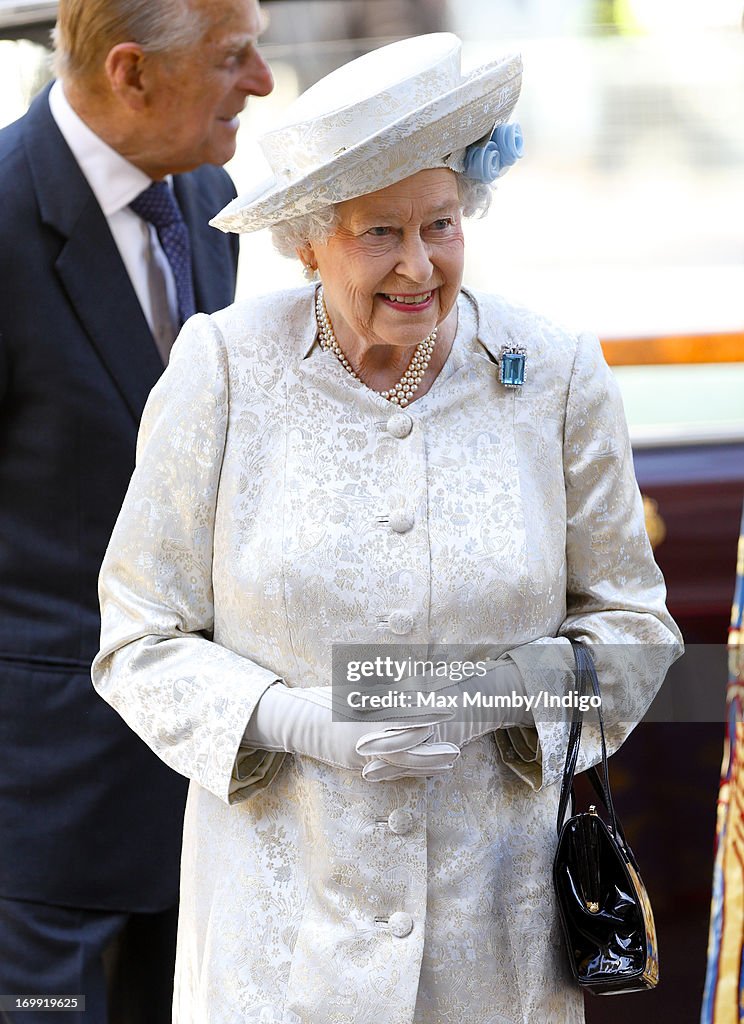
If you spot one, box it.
[499,345,527,388]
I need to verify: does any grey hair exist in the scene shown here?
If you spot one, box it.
[52,0,206,80]
[270,172,493,263]
[270,205,340,262]
[456,174,493,219]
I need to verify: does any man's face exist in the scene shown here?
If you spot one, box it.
[144,0,273,174]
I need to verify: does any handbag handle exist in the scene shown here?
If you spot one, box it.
[555,640,627,850]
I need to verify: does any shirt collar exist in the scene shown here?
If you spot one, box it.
[48,80,153,216]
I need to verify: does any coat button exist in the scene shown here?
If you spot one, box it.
[389,512,414,534]
[387,412,413,438]
[388,610,413,635]
[388,809,413,835]
[388,912,414,938]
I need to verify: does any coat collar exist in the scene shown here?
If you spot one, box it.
[298,283,322,359]
[296,283,509,365]
[461,286,518,365]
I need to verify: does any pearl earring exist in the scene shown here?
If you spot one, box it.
[302,263,318,282]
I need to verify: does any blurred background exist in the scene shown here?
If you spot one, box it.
[2,1,743,1020]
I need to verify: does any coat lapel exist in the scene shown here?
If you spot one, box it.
[22,86,164,426]
[173,172,237,314]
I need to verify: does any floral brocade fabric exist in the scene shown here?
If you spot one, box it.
[93,286,682,1024]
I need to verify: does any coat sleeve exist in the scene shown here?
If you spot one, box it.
[92,313,285,805]
[494,331,684,790]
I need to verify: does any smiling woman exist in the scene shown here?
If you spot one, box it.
[301,169,465,397]
[92,31,682,1024]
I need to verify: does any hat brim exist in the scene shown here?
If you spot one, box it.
[211,52,522,234]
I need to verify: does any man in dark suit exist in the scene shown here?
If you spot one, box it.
[0,0,273,1019]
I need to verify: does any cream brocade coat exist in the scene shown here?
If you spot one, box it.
[94,286,682,1024]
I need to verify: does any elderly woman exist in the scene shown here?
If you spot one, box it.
[93,33,682,1024]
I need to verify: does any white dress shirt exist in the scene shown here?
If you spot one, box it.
[49,81,180,361]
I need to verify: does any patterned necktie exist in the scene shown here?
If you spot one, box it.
[130,181,196,325]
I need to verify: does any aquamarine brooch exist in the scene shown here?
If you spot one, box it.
[499,345,527,388]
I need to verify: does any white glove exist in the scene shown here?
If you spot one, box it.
[241,682,460,779]
[359,657,529,781]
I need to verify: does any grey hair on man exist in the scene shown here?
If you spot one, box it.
[53,0,206,79]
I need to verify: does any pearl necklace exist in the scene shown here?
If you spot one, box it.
[315,287,437,407]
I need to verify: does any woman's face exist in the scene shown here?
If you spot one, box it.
[306,168,465,353]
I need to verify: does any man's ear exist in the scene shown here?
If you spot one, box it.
[105,43,149,110]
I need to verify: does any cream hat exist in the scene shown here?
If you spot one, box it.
[211,33,522,234]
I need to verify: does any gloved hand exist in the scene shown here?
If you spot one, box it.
[358,657,529,781]
[241,682,460,779]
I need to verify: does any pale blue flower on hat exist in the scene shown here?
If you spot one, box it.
[463,122,524,183]
[463,140,501,183]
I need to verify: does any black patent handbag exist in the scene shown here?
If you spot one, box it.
[552,640,659,995]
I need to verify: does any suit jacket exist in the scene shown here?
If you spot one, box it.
[0,85,239,911]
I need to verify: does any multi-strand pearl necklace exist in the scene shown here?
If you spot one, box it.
[315,287,437,407]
